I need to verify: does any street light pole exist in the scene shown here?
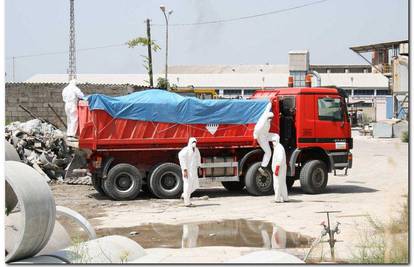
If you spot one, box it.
[160,5,172,89]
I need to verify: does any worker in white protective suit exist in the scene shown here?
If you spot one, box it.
[253,102,278,176]
[62,79,84,140]
[261,224,287,249]
[178,137,201,207]
[271,134,289,203]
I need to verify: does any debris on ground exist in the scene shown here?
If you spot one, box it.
[5,119,91,184]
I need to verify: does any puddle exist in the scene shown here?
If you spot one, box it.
[97,219,314,249]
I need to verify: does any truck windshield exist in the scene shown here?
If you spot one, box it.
[318,98,343,121]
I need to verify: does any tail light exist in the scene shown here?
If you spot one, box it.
[347,153,352,162]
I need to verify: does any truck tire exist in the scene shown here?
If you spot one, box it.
[221,181,245,192]
[91,175,105,196]
[245,162,274,196]
[299,160,328,194]
[286,177,295,191]
[103,163,143,200]
[149,163,183,199]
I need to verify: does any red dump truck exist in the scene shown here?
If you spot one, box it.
[77,87,352,200]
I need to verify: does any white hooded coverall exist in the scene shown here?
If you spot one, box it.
[271,135,289,202]
[261,225,287,249]
[178,137,201,206]
[62,80,85,137]
[254,103,278,168]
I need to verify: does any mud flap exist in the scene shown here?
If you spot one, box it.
[64,149,87,180]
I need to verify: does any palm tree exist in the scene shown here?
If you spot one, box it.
[128,37,160,87]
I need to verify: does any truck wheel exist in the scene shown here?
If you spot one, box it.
[221,181,245,192]
[299,160,328,194]
[245,162,274,196]
[149,163,183,199]
[286,177,295,191]
[103,163,142,200]
[91,175,105,196]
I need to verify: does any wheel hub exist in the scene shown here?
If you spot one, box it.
[255,171,271,190]
[161,173,178,190]
[311,168,325,187]
[116,174,133,191]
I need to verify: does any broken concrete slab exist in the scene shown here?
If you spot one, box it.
[373,121,393,138]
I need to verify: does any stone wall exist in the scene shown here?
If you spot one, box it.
[5,83,145,129]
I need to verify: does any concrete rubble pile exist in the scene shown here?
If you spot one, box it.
[372,119,409,138]
[5,119,91,184]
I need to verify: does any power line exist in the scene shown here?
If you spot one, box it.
[151,0,328,27]
[6,0,328,60]
[5,43,127,60]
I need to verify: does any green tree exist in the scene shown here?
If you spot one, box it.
[127,37,160,87]
[156,77,177,90]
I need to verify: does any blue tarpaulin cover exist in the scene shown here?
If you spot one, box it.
[87,89,269,124]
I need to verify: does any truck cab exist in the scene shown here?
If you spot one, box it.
[251,87,353,193]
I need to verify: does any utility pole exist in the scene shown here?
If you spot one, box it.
[146,19,154,87]
[68,0,77,81]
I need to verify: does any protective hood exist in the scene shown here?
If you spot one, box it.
[69,79,78,86]
[186,137,197,158]
[188,137,197,148]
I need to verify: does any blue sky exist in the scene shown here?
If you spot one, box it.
[5,0,408,81]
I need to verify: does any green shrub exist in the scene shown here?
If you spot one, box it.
[352,200,408,264]
[401,131,409,143]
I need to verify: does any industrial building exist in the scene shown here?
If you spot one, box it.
[350,40,409,120]
[19,43,408,122]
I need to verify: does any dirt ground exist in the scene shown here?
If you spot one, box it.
[51,133,409,262]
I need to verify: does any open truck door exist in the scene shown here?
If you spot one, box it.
[269,96,280,134]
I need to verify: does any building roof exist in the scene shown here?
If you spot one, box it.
[168,64,372,74]
[25,73,389,89]
[25,74,150,86]
[167,64,289,74]
[350,40,408,53]
[311,64,370,68]
[319,73,388,88]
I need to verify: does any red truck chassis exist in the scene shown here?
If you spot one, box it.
[78,87,353,200]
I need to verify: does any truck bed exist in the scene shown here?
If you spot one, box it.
[78,101,257,151]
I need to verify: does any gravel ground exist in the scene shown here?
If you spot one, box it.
[51,134,408,262]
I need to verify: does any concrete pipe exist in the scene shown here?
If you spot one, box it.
[37,221,72,256]
[5,181,18,214]
[13,255,69,264]
[5,140,21,161]
[5,161,56,263]
[56,206,97,240]
[5,141,21,212]
[50,235,146,263]
[6,216,71,259]
[228,250,304,263]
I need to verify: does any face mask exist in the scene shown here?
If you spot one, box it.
[191,142,197,148]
